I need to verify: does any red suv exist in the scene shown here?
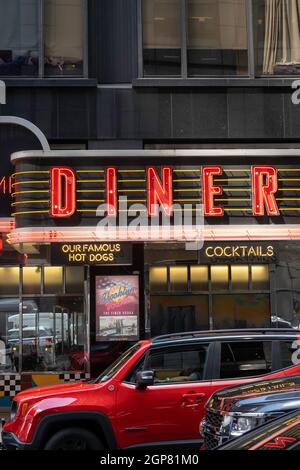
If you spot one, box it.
[2,329,300,450]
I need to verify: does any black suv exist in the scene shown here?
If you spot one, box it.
[201,375,300,449]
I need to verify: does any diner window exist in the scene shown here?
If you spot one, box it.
[187,0,248,76]
[0,298,20,373]
[21,297,87,372]
[254,0,300,76]
[0,0,86,78]
[0,266,86,373]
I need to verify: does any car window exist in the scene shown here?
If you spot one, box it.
[220,341,272,379]
[97,343,141,383]
[144,344,209,384]
[124,355,147,384]
[279,340,299,369]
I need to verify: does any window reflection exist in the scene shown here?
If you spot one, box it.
[0,299,20,372]
[0,0,39,76]
[187,0,248,76]
[21,297,86,372]
[142,0,182,76]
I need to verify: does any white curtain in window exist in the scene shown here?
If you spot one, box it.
[263,0,300,74]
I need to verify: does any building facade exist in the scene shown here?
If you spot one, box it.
[1,0,300,407]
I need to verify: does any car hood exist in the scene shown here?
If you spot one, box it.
[14,380,98,403]
[207,376,300,415]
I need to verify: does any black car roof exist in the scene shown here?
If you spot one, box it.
[151,328,299,347]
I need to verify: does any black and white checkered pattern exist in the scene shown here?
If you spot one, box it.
[0,374,21,397]
[59,373,90,383]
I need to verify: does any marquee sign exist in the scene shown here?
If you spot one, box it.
[8,150,300,244]
[47,165,279,219]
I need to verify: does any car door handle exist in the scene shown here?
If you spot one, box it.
[182,393,206,407]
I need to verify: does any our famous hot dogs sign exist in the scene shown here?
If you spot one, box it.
[95,276,139,341]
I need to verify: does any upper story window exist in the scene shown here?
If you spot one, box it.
[141,0,248,77]
[142,0,182,76]
[0,0,86,78]
[0,0,39,77]
[187,0,248,76]
[141,0,300,78]
[255,0,300,76]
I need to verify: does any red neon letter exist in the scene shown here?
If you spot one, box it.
[202,166,223,216]
[0,177,6,195]
[147,166,173,216]
[50,167,76,218]
[252,166,279,216]
[106,167,117,217]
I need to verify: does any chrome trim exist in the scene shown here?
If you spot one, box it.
[11,148,300,163]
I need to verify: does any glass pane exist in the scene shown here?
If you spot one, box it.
[280,341,299,369]
[142,0,181,76]
[231,265,249,290]
[254,0,300,76]
[0,298,20,372]
[0,0,39,76]
[44,266,63,294]
[44,0,84,76]
[21,297,86,372]
[190,265,208,290]
[187,0,248,76]
[150,295,209,335]
[169,266,188,291]
[251,265,269,290]
[0,267,19,295]
[146,344,208,383]
[211,265,229,290]
[65,267,84,293]
[220,341,272,379]
[22,267,41,294]
[212,293,270,329]
[149,267,168,292]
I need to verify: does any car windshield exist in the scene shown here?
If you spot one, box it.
[96,343,141,383]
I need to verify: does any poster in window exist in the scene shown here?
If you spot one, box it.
[96,276,139,341]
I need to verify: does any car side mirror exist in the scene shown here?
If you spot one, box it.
[136,370,154,390]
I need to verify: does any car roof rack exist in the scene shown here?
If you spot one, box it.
[152,328,300,343]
